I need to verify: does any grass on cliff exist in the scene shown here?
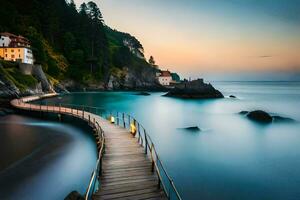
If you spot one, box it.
[0,62,38,91]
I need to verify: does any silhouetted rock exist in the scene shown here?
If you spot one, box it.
[164,79,223,99]
[240,110,296,124]
[64,191,84,200]
[246,110,272,123]
[239,111,249,115]
[135,92,151,96]
[180,126,201,132]
[273,116,295,123]
[229,95,237,98]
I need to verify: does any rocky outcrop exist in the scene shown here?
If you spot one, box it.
[0,63,54,99]
[0,65,20,98]
[246,110,273,123]
[239,110,296,124]
[64,191,84,200]
[164,79,224,99]
[107,67,163,91]
[135,92,151,96]
[32,65,53,92]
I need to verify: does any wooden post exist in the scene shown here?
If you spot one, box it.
[145,129,148,155]
[128,115,131,129]
[82,106,84,119]
[123,113,125,128]
[151,145,154,172]
[138,123,141,143]
[100,156,103,176]
[117,112,119,125]
[158,178,161,189]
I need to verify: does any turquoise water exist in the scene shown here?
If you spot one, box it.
[41,81,300,199]
[0,115,97,200]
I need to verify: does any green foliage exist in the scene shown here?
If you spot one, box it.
[7,68,38,88]
[0,65,36,91]
[25,27,47,64]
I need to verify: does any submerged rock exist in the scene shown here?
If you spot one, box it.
[272,116,295,123]
[64,191,84,200]
[246,110,273,123]
[164,79,224,99]
[180,126,201,132]
[135,92,151,96]
[239,111,249,115]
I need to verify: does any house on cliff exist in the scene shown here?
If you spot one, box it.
[0,32,34,64]
[157,70,172,86]
[156,70,181,86]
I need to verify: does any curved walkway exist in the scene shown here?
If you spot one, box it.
[11,93,167,200]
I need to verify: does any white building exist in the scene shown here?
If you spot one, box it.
[157,70,172,86]
[0,35,11,47]
[0,32,34,64]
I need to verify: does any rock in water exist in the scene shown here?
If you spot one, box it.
[164,79,224,99]
[239,111,249,115]
[246,110,272,123]
[229,95,237,98]
[180,126,201,132]
[135,92,151,96]
[272,116,295,123]
[64,191,84,200]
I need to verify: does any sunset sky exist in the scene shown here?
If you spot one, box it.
[75,0,300,80]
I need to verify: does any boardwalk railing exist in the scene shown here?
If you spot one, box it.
[104,111,182,200]
[13,96,182,200]
[85,121,105,200]
[12,97,105,200]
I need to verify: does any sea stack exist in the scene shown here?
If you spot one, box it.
[164,79,224,99]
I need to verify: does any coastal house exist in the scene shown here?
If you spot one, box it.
[157,70,172,86]
[0,32,34,64]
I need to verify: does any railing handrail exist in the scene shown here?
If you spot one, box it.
[12,96,106,200]
[13,97,182,200]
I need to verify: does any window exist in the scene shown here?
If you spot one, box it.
[11,55,15,58]
[19,54,21,58]
[5,54,7,57]
[11,49,14,53]
[4,49,7,52]
[18,49,20,52]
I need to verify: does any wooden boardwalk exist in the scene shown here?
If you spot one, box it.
[10,94,168,200]
[94,123,166,200]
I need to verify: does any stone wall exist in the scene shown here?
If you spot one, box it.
[19,63,34,75]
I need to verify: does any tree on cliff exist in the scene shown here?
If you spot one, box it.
[149,56,155,66]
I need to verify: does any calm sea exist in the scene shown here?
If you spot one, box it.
[1,81,300,200]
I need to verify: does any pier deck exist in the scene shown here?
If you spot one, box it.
[11,94,167,200]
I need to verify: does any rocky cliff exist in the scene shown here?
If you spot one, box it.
[0,62,55,99]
